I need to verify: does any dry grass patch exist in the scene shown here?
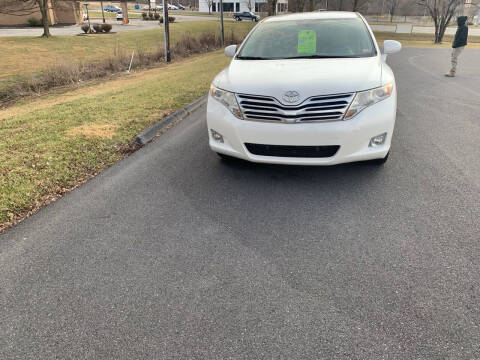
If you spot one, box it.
[0,25,251,105]
[66,124,117,139]
[0,21,254,89]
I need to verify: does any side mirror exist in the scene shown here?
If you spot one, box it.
[382,40,402,61]
[224,45,237,58]
[383,40,402,55]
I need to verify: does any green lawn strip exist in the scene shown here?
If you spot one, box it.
[0,21,254,86]
[0,51,229,229]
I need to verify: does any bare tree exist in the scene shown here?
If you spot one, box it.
[267,0,277,15]
[417,0,463,43]
[290,0,308,12]
[466,0,480,22]
[36,0,51,37]
[246,0,255,11]
[352,0,369,11]
[203,0,214,13]
[0,0,51,37]
[387,0,399,21]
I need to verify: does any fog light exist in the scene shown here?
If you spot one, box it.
[369,132,387,147]
[210,129,224,143]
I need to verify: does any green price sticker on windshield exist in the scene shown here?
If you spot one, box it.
[297,30,316,54]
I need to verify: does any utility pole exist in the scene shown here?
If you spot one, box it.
[163,0,171,62]
[83,3,91,32]
[219,0,224,45]
[100,0,105,23]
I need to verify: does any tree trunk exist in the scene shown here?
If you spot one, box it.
[435,22,448,43]
[38,0,51,37]
[307,0,314,11]
[267,0,277,15]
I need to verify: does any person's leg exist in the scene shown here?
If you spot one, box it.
[447,46,465,76]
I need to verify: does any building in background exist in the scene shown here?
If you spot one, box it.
[0,0,81,26]
[199,0,288,13]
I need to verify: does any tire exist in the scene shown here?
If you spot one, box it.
[367,151,389,165]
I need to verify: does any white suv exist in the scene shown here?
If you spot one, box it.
[207,12,401,165]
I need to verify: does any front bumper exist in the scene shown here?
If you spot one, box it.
[206,90,397,166]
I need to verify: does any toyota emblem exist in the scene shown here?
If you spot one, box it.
[282,91,300,104]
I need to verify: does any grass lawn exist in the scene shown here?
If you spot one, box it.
[0,21,254,88]
[0,51,230,230]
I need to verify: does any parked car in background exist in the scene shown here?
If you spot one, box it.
[233,12,260,21]
[104,5,121,12]
[168,4,179,10]
[207,12,402,165]
[116,11,123,21]
[177,4,186,10]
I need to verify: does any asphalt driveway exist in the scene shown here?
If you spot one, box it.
[1,48,480,359]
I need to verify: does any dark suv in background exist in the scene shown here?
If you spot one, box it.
[233,12,260,21]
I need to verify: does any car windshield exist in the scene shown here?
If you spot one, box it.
[237,18,376,59]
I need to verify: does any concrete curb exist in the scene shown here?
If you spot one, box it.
[134,94,207,145]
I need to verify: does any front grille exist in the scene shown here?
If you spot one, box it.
[237,93,354,123]
[245,143,340,158]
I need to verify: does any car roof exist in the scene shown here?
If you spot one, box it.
[263,11,360,23]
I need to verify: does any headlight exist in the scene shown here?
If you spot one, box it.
[209,85,243,119]
[344,83,393,120]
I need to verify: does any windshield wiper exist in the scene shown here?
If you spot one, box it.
[235,56,270,60]
[281,55,363,59]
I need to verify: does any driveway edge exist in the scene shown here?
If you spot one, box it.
[134,94,207,145]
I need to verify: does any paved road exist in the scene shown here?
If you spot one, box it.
[1,48,480,359]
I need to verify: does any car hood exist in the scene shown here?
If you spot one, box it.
[213,57,383,102]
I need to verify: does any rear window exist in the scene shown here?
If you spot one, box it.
[237,18,376,60]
